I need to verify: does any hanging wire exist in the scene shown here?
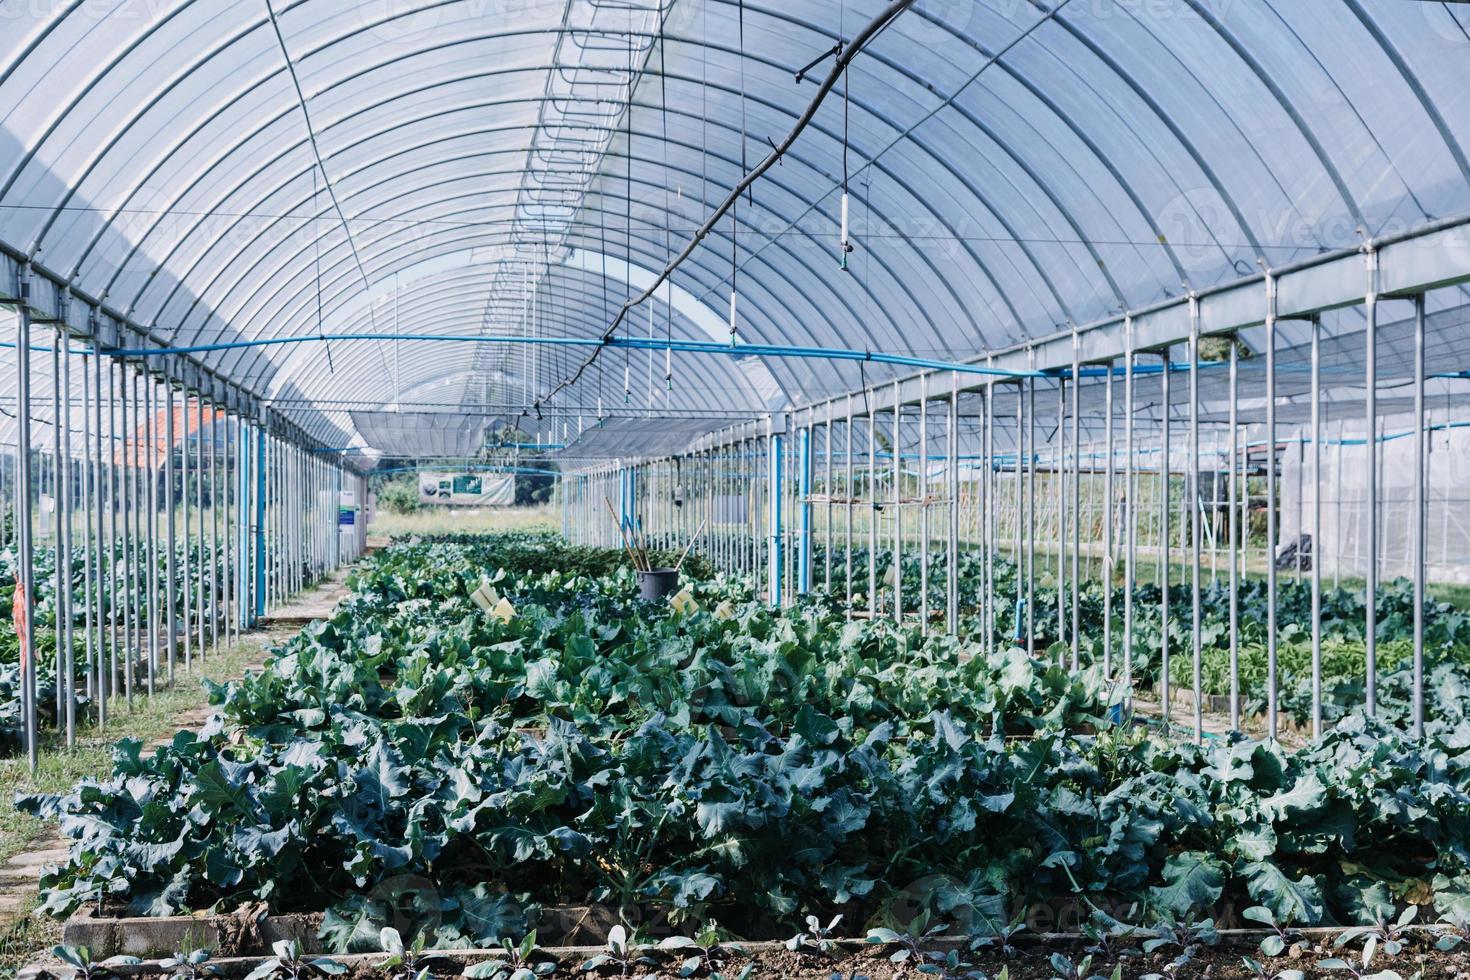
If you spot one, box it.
[624,16,635,404]
[530,0,917,417]
[730,0,747,347]
[311,166,333,374]
[839,0,852,271]
[660,30,674,399]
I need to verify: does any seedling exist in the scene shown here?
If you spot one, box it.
[865,908,949,964]
[380,926,445,980]
[969,914,1026,959]
[160,947,220,980]
[1239,957,1306,980]
[243,940,347,980]
[1317,936,1405,979]
[657,922,740,977]
[49,945,141,980]
[786,914,844,957]
[579,925,657,976]
[1045,952,1120,980]
[464,931,557,979]
[1433,913,1470,951]
[1079,910,1144,961]
[1140,914,1219,973]
[1242,905,1305,958]
[1336,906,1419,956]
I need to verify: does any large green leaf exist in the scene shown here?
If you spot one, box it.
[1149,852,1225,916]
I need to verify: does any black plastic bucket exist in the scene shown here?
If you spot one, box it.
[637,568,680,601]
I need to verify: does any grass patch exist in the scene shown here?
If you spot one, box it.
[0,640,267,871]
[0,894,59,979]
[369,505,556,537]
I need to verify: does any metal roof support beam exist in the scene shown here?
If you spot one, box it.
[0,239,366,470]
[744,214,1470,435]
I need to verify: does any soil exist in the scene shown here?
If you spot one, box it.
[209,934,1470,980]
[565,935,1469,979]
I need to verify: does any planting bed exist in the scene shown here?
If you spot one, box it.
[16,532,1470,980]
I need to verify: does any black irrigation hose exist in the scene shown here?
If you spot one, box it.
[528,0,917,420]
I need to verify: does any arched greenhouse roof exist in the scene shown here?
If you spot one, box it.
[1,0,1468,462]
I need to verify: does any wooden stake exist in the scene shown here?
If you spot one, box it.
[604,497,646,571]
[675,516,709,572]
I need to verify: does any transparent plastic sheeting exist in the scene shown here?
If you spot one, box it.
[349,411,491,459]
[3,1,1470,457]
[550,416,739,461]
[1277,415,1470,586]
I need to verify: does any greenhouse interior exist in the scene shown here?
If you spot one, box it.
[2,1,1470,978]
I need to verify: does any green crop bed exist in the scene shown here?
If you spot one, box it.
[18,532,1470,956]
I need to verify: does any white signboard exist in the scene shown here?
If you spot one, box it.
[417,472,516,507]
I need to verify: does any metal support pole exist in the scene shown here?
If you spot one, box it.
[1159,347,1172,725]
[81,343,98,726]
[844,394,854,615]
[15,281,38,768]
[982,384,993,658]
[143,372,156,696]
[51,333,63,728]
[255,422,267,623]
[947,372,958,635]
[1070,341,1081,669]
[892,381,902,624]
[59,331,75,745]
[919,375,930,634]
[823,421,832,591]
[1026,375,1036,648]
[867,395,878,614]
[120,362,134,706]
[797,425,811,595]
[1310,316,1323,739]
[1103,362,1114,677]
[164,374,177,685]
[1265,273,1279,739]
[1364,250,1379,716]
[768,423,783,606]
[1057,375,1066,651]
[1228,339,1240,732]
[1124,320,1136,704]
[1188,301,1202,744]
[181,390,192,671]
[1412,294,1426,737]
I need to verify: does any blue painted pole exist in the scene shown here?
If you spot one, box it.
[254,425,267,623]
[798,426,812,594]
[769,432,784,605]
